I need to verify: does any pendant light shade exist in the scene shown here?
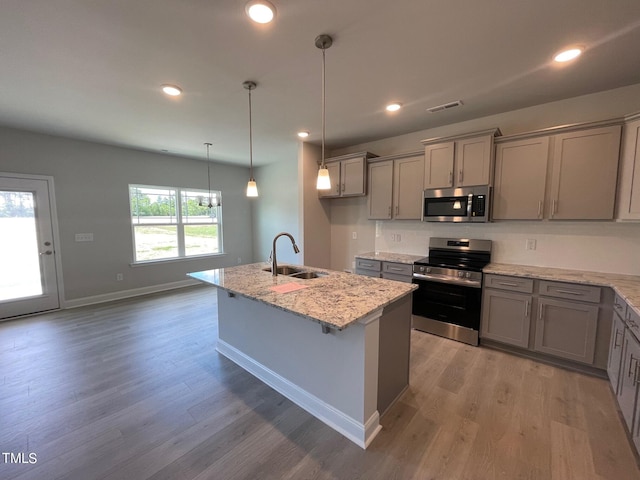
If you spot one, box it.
[315,34,333,190]
[243,81,259,197]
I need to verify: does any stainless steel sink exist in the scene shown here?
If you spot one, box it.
[289,271,328,280]
[262,266,302,275]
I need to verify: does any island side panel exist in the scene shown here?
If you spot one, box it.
[377,294,412,415]
[216,291,381,447]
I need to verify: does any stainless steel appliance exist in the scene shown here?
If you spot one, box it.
[422,185,490,223]
[412,237,492,346]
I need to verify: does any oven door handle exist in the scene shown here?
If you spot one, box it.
[413,273,482,288]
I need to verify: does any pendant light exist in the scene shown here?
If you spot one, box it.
[243,80,259,197]
[315,34,333,190]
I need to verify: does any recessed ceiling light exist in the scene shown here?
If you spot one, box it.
[245,0,276,24]
[297,131,309,138]
[386,103,402,112]
[161,84,182,96]
[554,47,583,63]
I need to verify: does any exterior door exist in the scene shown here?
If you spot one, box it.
[1,174,60,319]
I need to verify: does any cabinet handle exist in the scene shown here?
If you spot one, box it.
[497,281,519,287]
[635,362,640,386]
[524,300,530,318]
[341,183,345,193]
[554,289,584,296]
[629,355,638,378]
[361,262,373,267]
[449,171,453,185]
[614,330,623,348]
[538,200,543,218]
[388,206,392,217]
[336,183,340,194]
[551,199,558,217]
[395,205,399,215]
[614,301,624,311]
[539,304,544,321]
[389,267,404,272]
[459,169,463,183]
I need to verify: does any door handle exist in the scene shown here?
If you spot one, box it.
[39,250,53,256]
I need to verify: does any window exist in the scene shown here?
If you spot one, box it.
[129,185,222,262]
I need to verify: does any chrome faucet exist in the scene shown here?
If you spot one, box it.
[271,232,300,276]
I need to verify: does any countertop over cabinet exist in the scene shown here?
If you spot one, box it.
[356,252,425,264]
[484,263,640,318]
[189,263,416,331]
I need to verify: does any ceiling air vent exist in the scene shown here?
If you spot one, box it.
[426,100,463,113]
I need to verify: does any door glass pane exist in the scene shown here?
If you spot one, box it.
[184,225,219,256]
[0,191,42,300]
[133,225,178,261]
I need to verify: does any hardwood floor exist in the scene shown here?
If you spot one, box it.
[1,286,638,479]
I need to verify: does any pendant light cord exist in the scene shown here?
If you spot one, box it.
[205,142,213,208]
[248,87,254,181]
[321,46,326,169]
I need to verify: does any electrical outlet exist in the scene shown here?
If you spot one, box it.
[396,234,401,242]
[237,257,242,264]
[352,232,357,240]
[526,239,537,251]
[116,273,123,281]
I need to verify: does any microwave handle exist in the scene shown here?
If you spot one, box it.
[467,193,473,218]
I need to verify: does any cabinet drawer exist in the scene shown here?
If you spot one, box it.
[539,281,601,303]
[355,258,381,272]
[613,293,628,318]
[484,274,534,294]
[382,262,413,277]
[626,305,640,341]
[382,272,413,283]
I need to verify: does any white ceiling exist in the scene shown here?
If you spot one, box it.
[2,0,640,166]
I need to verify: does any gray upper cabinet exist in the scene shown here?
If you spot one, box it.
[617,114,640,221]
[319,151,377,198]
[367,151,424,220]
[492,121,622,221]
[493,136,550,220]
[548,124,621,220]
[422,129,500,189]
[367,160,394,219]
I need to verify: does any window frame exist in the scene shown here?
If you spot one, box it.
[128,184,223,264]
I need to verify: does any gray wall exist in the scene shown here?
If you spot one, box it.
[251,153,300,265]
[0,127,253,302]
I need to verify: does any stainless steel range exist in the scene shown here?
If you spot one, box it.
[412,237,492,346]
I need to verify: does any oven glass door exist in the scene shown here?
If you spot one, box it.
[423,196,469,220]
[412,277,481,330]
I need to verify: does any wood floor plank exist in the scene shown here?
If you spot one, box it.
[1,286,638,480]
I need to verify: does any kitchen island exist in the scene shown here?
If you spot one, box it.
[188,263,416,448]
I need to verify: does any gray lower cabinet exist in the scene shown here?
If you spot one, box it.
[608,309,627,394]
[618,330,640,434]
[534,297,598,364]
[355,258,381,277]
[481,278,533,348]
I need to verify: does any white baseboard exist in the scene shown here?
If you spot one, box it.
[216,339,381,449]
[64,279,200,309]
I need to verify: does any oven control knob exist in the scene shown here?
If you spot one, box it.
[457,271,464,278]
[465,272,471,278]
[426,267,431,273]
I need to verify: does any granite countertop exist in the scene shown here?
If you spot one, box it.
[188,263,417,330]
[484,262,640,318]
[356,252,425,264]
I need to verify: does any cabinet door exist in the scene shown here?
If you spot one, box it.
[608,311,627,394]
[456,134,494,187]
[534,298,598,364]
[393,154,424,219]
[618,331,640,433]
[424,142,454,189]
[318,162,341,198]
[341,157,366,196]
[368,161,393,219]
[481,289,532,348]
[493,137,549,220]
[549,125,622,220]
[617,118,640,220]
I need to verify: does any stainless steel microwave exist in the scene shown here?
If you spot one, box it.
[422,186,491,223]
